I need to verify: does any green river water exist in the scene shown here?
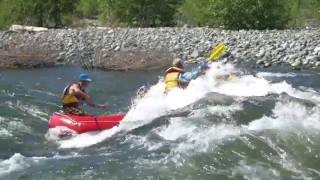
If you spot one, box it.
[0,63,320,180]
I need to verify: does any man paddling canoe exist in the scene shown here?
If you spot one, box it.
[164,58,210,92]
[61,73,107,115]
[164,43,232,93]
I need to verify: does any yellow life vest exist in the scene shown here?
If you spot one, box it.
[61,84,81,107]
[164,67,185,92]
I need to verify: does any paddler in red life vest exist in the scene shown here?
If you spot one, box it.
[164,58,210,92]
[61,73,107,115]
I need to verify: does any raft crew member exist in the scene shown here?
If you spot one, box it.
[61,73,107,115]
[164,58,210,92]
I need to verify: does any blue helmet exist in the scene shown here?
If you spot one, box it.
[79,73,92,82]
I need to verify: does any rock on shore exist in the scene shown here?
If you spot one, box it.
[0,28,319,70]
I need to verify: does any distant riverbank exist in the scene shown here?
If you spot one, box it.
[0,28,319,70]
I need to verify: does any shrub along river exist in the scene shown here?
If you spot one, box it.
[0,63,320,179]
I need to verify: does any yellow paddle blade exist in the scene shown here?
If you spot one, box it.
[208,43,226,61]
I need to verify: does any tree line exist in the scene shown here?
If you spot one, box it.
[0,0,319,30]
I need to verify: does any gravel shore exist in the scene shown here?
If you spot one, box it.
[0,28,319,70]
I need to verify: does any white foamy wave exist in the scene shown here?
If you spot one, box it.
[0,117,12,137]
[0,153,45,176]
[174,124,243,153]
[122,134,165,151]
[0,90,15,97]
[257,72,297,78]
[123,104,243,152]
[57,126,122,149]
[0,118,33,136]
[247,101,320,131]
[157,117,197,141]
[270,82,320,103]
[191,103,243,119]
[51,152,83,159]
[124,63,238,123]
[45,126,78,141]
[8,121,33,134]
[206,70,320,103]
[29,89,57,97]
[156,104,244,153]
[5,101,49,122]
[125,82,168,123]
[232,160,281,179]
[0,152,84,177]
[0,129,13,137]
[125,62,319,128]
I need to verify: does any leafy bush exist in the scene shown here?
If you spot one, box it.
[99,0,183,27]
[178,0,294,30]
[0,0,319,29]
[76,0,100,18]
[215,0,292,29]
[177,0,213,26]
[0,0,78,29]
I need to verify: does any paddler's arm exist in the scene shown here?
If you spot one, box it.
[85,96,108,109]
[179,63,210,83]
[71,85,107,109]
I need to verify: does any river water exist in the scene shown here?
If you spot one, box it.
[0,63,319,179]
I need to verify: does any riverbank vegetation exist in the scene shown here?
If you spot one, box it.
[0,0,319,30]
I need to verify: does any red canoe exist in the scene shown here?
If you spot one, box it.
[48,112,125,133]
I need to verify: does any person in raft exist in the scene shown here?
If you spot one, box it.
[164,58,210,92]
[61,73,107,115]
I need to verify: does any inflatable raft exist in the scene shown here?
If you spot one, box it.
[48,112,125,133]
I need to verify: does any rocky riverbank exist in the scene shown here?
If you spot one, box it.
[0,28,319,70]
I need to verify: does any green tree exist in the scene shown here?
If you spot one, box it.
[1,0,319,29]
[177,0,214,26]
[177,0,299,29]
[0,0,78,29]
[0,0,29,29]
[76,0,100,18]
[99,0,183,27]
[211,0,293,30]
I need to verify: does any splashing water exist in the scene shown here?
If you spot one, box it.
[1,65,320,179]
[56,62,320,151]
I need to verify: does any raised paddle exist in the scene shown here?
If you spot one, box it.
[208,42,226,61]
[208,42,240,80]
[186,42,227,64]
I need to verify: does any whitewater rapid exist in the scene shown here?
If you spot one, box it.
[52,62,320,149]
[2,63,320,179]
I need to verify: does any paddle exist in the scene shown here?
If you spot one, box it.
[186,42,227,64]
[208,42,226,61]
[199,42,229,78]
[207,42,239,80]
